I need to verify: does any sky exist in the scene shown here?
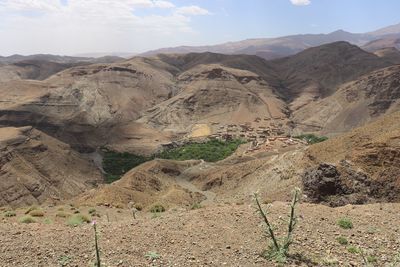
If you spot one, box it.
[1,0,400,56]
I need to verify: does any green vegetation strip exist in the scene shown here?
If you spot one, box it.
[293,133,328,144]
[102,139,244,183]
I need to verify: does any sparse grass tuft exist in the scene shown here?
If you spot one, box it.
[336,236,348,245]
[145,251,160,260]
[366,255,377,263]
[24,205,39,214]
[56,211,71,218]
[347,246,360,254]
[19,215,36,224]
[322,257,339,266]
[58,255,71,267]
[191,203,203,210]
[4,210,16,217]
[150,204,166,213]
[67,214,91,227]
[337,218,353,229]
[43,218,53,224]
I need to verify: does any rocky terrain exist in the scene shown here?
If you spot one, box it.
[1,202,400,267]
[1,36,400,266]
[0,126,101,207]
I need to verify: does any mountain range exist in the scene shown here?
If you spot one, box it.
[0,22,400,211]
[142,23,400,60]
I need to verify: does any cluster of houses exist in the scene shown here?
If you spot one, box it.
[207,117,306,154]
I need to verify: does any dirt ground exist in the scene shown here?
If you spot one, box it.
[0,202,399,267]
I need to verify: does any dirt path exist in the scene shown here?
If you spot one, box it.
[175,161,216,205]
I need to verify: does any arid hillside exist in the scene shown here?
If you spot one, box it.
[1,41,400,207]
[0,126,102,207]
[292,64,400,134]
[302,111,400,206]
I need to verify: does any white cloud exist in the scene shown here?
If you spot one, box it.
[0,0,210,55]
[176,5,210,16]
[290,0,311,6]
[153,0,175,9]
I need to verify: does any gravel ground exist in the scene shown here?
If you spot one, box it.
[0,202,399,267]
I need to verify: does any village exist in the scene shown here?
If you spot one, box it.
[207,117,308,155]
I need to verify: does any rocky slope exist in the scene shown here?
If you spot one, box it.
[302,111,400,206]
[271,42,393,109]
[292,65,400,134]
[0,60,89,82]
[0,126,102,207]
[138,64,288,133]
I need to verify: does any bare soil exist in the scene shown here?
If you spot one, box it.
[0,202,399,267]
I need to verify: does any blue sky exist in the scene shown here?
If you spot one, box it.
[0,0,399,55]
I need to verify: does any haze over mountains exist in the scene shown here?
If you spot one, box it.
[142,23,400,60]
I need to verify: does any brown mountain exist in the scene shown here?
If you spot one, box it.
[292,64,400,134]
[0,60,89,82]
[269,41,393,111]
[303,110,400,205]
[141,22,400,60]
[142,30,373,60]
[372,47,400,64]
[0,126,102,207]
[362,37,400,52]
[0,42,397,154]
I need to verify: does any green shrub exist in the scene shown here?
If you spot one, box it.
[337,218,353,229]
[67,214,91,226]
[347,246,360,254]
[150,204,165,213]
[336,236,348,245]
[19,215,36,224]
[4,211,16,217]
[294,134,328,144]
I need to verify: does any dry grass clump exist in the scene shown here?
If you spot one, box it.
[29,209,45,217]
[67,214,91,227]
[56,211,71,218]
[3,210,16,217]
[150,204,166,213]
[19,215,36,224]
[24,205,39,214]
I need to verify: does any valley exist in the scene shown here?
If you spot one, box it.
[1,22,400,267]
